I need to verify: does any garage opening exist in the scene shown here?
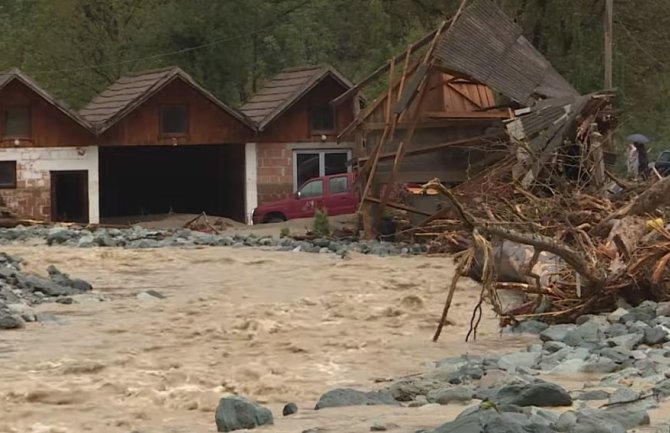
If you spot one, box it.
[51,170,89,223]
[99,144,245,222]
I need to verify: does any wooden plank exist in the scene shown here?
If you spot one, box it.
[364,196,431,216]
[331,27,441,106]
[358,133,507,163]
[422,111,510,119]
[394,64,430,114]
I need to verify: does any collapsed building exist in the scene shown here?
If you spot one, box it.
[335,0,616,238]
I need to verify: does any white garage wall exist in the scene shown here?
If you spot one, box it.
[0,146,99,223]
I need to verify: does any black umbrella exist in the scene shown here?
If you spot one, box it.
[626,133,651,144]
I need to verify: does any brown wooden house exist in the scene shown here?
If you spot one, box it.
[241,65,357,204]
[0,69,97,223]
[80,67,257,223]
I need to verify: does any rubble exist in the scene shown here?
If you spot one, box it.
[0,252,93,329]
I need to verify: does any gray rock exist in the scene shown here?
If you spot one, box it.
[604,323,629,338]
[570,389,610,401]
[554,410,577,431]
[497,352,540,371]
[431,407,553,433]
[608,387,639,404]
[602,405,650,429]
[582,356,619,374]
[653,378,670,398]
[563,321,605,348]
[657,302,670,318]
[607,333,643,351]
[549,359,588,374]
[385,378,435,402]
[282,402,297,416]
[496,381,572,407]
[539,324,576,343]
[608,307,629,324]
[0,313,24,329]
[597,347,634,364]
[511,320,549,335]
[426,386,474,404]
[214,396,273,432]
[35,313,64,324]
[46,228,72,245]
[314,388,399,410]
[543,341,568,353]
[644,326,669,345]
[572,412,626,433]
[77,235,96,248]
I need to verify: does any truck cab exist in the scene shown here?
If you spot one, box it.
[252,172,358,224]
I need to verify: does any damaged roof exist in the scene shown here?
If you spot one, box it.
[241,64,354,131]
[0,68,92,131]
[80,66,255,132]
[433,0,578,106]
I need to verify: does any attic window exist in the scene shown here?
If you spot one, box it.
[309,105,335,133]
[160,105,188,135]
[4,107,30,138]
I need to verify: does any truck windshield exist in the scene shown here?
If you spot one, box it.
[659,152,670,163]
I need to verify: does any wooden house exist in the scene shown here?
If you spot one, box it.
[242,65,357,204]
[0,69,97,223]
[80,67,257,223]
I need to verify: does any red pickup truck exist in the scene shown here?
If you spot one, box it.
[252,173,358,224]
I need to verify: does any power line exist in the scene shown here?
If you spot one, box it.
[31,0,311,75]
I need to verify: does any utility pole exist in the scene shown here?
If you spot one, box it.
[604,0,613,89]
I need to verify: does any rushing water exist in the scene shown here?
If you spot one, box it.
[0,245,564,432]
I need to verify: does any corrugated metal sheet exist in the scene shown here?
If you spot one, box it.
[434,0,578,106]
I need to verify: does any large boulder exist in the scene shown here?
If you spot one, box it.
[314,388,399,410]
[214,396,273,432]
[496,381,572,407]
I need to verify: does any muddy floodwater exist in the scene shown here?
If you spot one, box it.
[0,246,538,433]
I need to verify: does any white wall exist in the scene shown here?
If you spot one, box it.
[0,146,99,223]
[244,142,257,225]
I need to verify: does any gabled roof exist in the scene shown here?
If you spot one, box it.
[80,66,255,133]
[241,64,354,131]
[0,68,93,131]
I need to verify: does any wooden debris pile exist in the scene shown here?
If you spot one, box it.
[426,137,670,341]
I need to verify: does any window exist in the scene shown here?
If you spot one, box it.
[299,179,323,198]
[309,105,335,133]
[329,176,348,194]
[0,161,17,188]
[160,105,187,135]
[4,107,30,138]
[294,149,351,189]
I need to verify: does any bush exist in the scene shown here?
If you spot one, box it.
[279,227,290,238]
[312,209,330,238]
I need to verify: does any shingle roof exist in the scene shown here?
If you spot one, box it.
[433,0,578,106]
[80,66,254,132]
[0,68,92,131]
[241,64,354,131]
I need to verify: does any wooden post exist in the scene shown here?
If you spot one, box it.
[590,126,606,189]
[604,0,613,90]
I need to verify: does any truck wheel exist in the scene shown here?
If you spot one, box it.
[265,214,286,223]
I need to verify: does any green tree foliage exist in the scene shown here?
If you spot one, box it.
[0,0,668,155]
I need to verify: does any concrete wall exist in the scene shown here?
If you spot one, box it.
[0,146,99,223]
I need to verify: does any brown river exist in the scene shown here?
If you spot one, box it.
[0,245,663,432]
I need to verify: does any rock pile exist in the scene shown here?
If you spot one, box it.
[0,252,92,329]
[0,225,429,256]
[301,301,670,432]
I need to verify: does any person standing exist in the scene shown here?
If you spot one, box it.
[627,142,639,179]
[635,141,650,180]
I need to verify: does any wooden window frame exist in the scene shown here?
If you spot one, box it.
[0,161,17,189]
[159,104,189,137]
[3,106,31,139]
[309,105,337,135]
